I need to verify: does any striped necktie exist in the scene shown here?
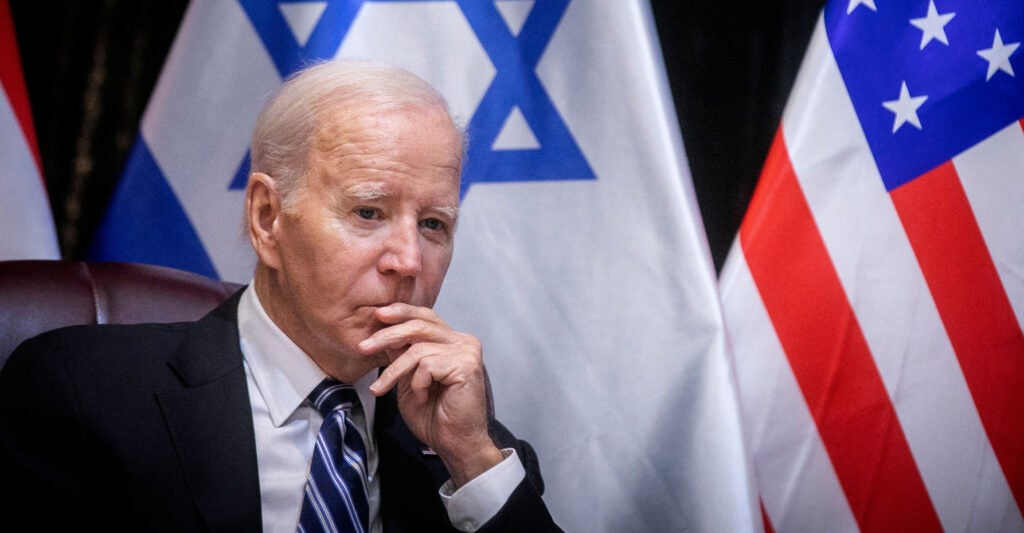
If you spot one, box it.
[297,379,369,533]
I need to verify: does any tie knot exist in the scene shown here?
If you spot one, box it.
[308,379,361,418]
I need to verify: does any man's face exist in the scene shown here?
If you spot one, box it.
[263,103,462,381]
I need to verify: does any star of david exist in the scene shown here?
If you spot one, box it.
[229,0,595,199]
[229,0,362,189]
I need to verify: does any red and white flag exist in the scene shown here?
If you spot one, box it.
[721,0,1023,530]
[0,0,58,260]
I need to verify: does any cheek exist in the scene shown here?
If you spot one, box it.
[433,243,455,274]
[281,236,358,304]
[293,222,370,275]
[306,246,386,303]
[419,247,454,295]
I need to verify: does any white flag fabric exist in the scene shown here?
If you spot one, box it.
[0,0,59,260]
[89,1,759,530]
[720,0,1024,530]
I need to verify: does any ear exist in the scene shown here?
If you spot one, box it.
[246,172,284,270]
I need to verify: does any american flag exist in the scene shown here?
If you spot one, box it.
[720,0,1023,530]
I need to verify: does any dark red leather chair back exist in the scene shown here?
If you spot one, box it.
[0,261,242,369]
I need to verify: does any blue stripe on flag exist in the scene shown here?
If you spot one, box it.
[824,0,1024,191]
[88,137,219,278]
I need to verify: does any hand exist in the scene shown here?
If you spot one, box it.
[362,303,503,487]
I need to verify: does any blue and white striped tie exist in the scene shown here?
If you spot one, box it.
[297,379,370,533]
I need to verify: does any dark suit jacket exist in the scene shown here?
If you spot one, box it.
[0,291,558,532]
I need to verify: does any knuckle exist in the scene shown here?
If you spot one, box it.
[453,331,479,347]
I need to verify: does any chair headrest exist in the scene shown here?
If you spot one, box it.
[0,260,242,369]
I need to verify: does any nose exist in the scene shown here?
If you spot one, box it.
[378,220,423,278]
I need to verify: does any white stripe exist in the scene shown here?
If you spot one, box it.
[0,86,59,260]
[315,434,361,523]
[342,444,369,488]
[314,417,367,532]
[781,16,1023,531]
[306,477,339,533]
[953,121,1024,333]
[316,384,356,411]
[721,248,859,532]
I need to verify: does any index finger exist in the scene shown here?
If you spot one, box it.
[374,302,447,326]
[367,342,441,396]
[358,317,452,356]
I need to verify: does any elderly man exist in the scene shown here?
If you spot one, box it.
[0,60,558,532]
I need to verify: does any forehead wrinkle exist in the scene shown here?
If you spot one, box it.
[317,140,441,186]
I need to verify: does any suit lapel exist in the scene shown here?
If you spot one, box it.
[374,391,454,532]
[156,291,262,531]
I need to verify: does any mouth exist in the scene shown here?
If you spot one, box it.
[362,294,415,310]
[357,302,395,329]
[359,302,392,317]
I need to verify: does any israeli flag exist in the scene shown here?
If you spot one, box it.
[90,1,758,530]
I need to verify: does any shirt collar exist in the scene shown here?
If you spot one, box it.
[237,284,377,428]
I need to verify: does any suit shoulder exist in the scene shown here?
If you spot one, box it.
[7,322,193,376]
[25,321,190,351]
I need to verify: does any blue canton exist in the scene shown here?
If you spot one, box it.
[825,0,1024,191]
[229,0,595,199]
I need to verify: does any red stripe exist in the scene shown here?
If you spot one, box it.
[890,160,1024,512]
[0,0,43,174]
[760,499,775,533]
[741,129,942,531]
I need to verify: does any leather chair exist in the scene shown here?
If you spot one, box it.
[0,260,243,369]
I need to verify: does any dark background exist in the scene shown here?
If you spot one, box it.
[10,0,826,273]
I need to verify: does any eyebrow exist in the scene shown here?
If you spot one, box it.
[433,206,460,222]
[344,183,459,221]
[346,183,388,202]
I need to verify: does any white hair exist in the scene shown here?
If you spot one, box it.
[249,59,465,209]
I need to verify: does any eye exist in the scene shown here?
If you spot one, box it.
[419,218,446,231]
[356,207,379,220]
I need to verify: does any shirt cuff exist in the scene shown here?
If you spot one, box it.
[439,448,525,532]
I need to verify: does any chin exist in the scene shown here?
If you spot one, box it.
[369,350,393,370]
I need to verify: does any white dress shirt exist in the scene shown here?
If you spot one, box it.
[236,285,524,532]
